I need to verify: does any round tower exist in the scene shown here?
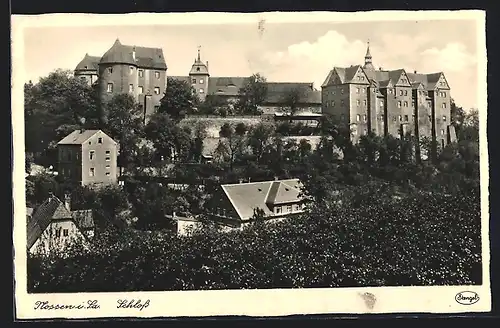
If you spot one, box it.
[74,53,100,86]
[189,46,210,101]
[98,38,138,107]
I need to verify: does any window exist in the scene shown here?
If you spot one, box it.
[106,157,111,161]
[363,100,367,106]
[397,101,402,108]
[361,76,365,81]
[404,90,408,96]
[380,114,385,122]
[399,90,403,96]
[89,151,95,160]
[399,115,403,122]
[196,67,200,72]
[442,103,447,109]
[363,114,367,122]
[200,79,204,84]
[442,115,447,122]
[332,101,335,107]
[388,89,393,94]
[380,100,384,108]
[441,129,445,136]
[139,104,144,112]
[332,90,336,95]
[63,229,69,237]
[362,88,366,93]
[107,83,113,93]
[341,88,344,94]
[356,99,360,106]
[404,115,409,122]
[357,76,361,81]
[287,205,292,212]
[393,116,397,122]
[341,100,345,106]
[154,87,160,95]
[442,92,447,97]
[154,105,160,110]
[356,114,360,122]
[364,128,368,135]
[138,86,143,94]
[276,207,281,214]
[427,101,432,108]
[98,137,102,144]
[352,129,357,136]
[199,88,204,93]
[404,101,408,107]
[191,78,196,84]
[129,84,134,93]
[129,66,134,75]
[356,87,360,94]
[155,71,160,79]
[106,172,111,176]
[138,69,143,77]
[89,168,95,177]
[106,164,111,169]
[55,229,61,237]
[108,67,113,74]
[428,115,432,122]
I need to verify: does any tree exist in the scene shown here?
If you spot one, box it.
[24,70,100,165]
[246,123,275,164]
[280,87,305,119]
[198,96,233,116]
[101,93,144,172]
[235,74,268,115]
[218,123,247,170]
[159,77,199,120]
[145,112,193,164]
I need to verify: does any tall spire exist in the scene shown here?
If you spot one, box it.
[363,39,374,70]
[197,45,201,62]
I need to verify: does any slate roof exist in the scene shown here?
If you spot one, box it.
[221,178,303,221]
[263,82,321,105]
[99,38,167,70]
[27,196,73,250]
[57,129,117,145]
[75,54,101,71]
[208,77,249,96]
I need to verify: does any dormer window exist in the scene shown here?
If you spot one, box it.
[196,67,200,72]
[138,70,144,78]
[108,67,113,74]
[200,79,204,84]
[155,71,160,79]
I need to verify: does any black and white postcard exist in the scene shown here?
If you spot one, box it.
[12,10,490,319]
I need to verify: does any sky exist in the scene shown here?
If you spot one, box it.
[22,18,480,110]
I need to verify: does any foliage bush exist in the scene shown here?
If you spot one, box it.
[27,190,481,293]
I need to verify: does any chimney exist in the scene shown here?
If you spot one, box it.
[64,193,71,211]
[206,61,209,69]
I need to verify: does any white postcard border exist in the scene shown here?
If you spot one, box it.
[12,10,490,319]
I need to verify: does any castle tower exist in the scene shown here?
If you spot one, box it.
[189,46,210,101]
[363,40,375,71]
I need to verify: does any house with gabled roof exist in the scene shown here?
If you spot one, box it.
[27,194,95,255]
[57,129,118,187]
[208,178,306,227]
[321,41,455,155]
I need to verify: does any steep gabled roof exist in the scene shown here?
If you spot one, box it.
[57,130,117,145]
[75,54,101,71]
[99,38,167,70]
[207,77,249,96]
[263,82,320,104]
[27,196,73,250]
[221,178,303,221]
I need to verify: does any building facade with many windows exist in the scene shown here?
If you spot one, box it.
[74,38,168,124]
[321,43,455,151]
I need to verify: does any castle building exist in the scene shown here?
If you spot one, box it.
[74,38,168,124]
[171,49,322,115]
[321,42,456,152]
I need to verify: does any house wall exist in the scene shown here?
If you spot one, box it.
[176,220,201,236]
[190,73,210,101]
[58,144,83,185]
[322,84,350,124]
[29,220,87,255]
[80,132,118,186]
[75,70,98,86]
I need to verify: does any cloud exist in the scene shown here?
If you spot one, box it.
[251,30,478,109]
[420,42,477,72]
